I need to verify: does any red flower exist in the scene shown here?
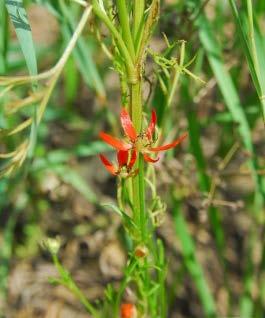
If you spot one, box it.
[120,303,137,318]
[99,108,187,163]
[99,149,137,177]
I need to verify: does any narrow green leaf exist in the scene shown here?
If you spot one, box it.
[64,56,79,105]
[5,0,37,76]
[102,203,137,229]
[59,1,106,99]
[5,0,39,165]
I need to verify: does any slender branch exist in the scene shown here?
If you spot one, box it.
[167,40,186,107]
[0,5,93,85]
[52,254,99,317]
[1,6,93,146]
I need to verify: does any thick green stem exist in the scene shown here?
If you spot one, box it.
[130,80,146,242]
[138,153,146,241]
[130,81,142,131]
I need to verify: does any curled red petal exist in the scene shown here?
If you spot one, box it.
[117,150,129,167]
[99,154,117,175]
[143,153,159,163]
[128,149,137,168]
[146,109,157,140]
[99,131,131,151]
[149,132,188,152]
[120,108,137,141]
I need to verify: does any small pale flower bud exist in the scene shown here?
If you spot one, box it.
[40,236,61,255]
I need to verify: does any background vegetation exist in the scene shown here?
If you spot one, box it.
[0,0,265,317]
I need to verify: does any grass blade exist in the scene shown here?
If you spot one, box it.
[5,0,37,76]
[0,2,8,73]
[172,196,216,317]
[228,0,265,121]
[195,8,264,209]
[192,4,265,317]
[181,79,225,257]
[5,0,39,165]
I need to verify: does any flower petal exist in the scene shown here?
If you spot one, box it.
[149,132,187,152]
[99,154,117,175]
[121,303,135,318]
[146,109,157,140]
[99,131,131,151]
[120,108,137,141]
[117,150,129,167]
[128,149,137,168]
[143,153,159,163]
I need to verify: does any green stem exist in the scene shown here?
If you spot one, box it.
[114,258,137,315]
[133,0,145,40]
[117,178,124,210]
[92,1,135,77]
[52,254,99,317]
[167,41,186,108]
[130,80,146,242]
[130,81,142,131]
[138,154,146,240]
[116,0,135,60]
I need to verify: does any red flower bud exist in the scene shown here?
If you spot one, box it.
[120,303,137,318]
